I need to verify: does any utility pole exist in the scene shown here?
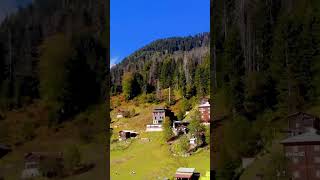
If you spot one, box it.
[8,28,12,82]
[157,79,161,100]
[169,86,171,104]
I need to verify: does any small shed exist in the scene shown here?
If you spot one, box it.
[118,130,139,140]
[287,112,320,136]
[116,113,123,119]
[116,109,128,118]
[173,121,190,135]
[0,144,11,159]
[241,157,255,169]
[21,152,63,179]
[189,137,197,145]
[175,167,200,180]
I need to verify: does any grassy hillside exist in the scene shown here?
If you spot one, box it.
[0,102,107,180]
[110,95,210,180]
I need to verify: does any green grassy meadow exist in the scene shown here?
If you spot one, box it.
[110,96,210,180]
[110,132,209,180]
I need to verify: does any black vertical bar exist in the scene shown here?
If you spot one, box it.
[106,0,111,179]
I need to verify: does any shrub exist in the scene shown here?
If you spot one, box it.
[172,135,189,154]
[162,117,174,141]
[22,121,36,141]
[64,145,81,171]
[39,157,63,178]
[129,108,136,117]
[177,110,184,121]
[181,98,192,112]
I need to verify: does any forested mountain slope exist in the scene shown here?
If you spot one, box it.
[111,33,210,98]
[213,0,320,179]
[0,0,107,121]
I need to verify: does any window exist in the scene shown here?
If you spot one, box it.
[292,146,299,152]
[315,157,320,163]
[293,171,300,178]
[296,123,300,128]
[293,157,299,164]
[316,170,320,178]
[315,145,320,152]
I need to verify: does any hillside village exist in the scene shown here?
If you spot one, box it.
[110,89,211,180]
[109,32,210,179]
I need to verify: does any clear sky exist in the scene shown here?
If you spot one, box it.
[110,0,210,66]
[0,0,32,22]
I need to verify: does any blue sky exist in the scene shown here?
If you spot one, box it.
[111,0,210,66]
[0,0,32,22]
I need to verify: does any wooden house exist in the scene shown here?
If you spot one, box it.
[21,152,63,179]
[118,130,139,141]
[198,100,210,123]
[189,137,197,148]
[116,109,129,118]
[280,129,320,180]
[175,167,200,180]
[0,144,11,159]
[173,121,190,135]
[287,112,320,136]
[152,107,175,124]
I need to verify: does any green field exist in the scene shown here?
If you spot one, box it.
[110,96,210,180]
[111,132,209,180]
[0,104,108,180]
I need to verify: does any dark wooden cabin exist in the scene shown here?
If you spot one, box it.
[287,112,320,136]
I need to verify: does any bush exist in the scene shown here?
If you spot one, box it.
[129,108,136,117]
[39,157,63,178]
[22,121,36,141]
[172,135,189,154]
[75,113,97,143]
[163,117,174,141]
[0,122,9,143]
[205,127,210,145]
[177,110,184,121]
[189,110,205,136]
[64,145,81,171]
[181,98,192,112]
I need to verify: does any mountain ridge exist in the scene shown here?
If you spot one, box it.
[110,32,210,95]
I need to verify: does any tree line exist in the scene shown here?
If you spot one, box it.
[213,0,320,179]
[111,33,210,100]
[0,0,107,125]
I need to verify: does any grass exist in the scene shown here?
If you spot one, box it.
[239,141,283,180]
[110,96,210,180]
[110,132,209,180]
[0,103,107,180]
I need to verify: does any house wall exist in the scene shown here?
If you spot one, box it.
[199,106,210,123]
[152,111,165,124]
[288,113,318,136]
[284,143,320,180]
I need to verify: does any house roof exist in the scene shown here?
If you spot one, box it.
[199,102,210,108]
[287,112,318,119]
[176,167,195,173]
[153,107,166,112]
[119,130,138,134]
[173,121,190,124]
[0,144,11,150]
[280,130,320,144]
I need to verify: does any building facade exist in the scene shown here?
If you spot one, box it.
[118,130,139,141]
[152,107,166,124]
[281,131,320,180]
[287,112,320,136]
[152,107,175,124]
[198,101,210,123]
